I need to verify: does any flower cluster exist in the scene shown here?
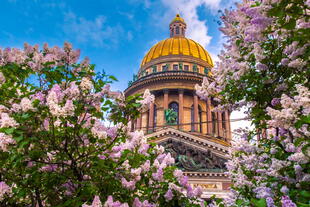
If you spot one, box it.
[0,43,204,206]
[194,0,309,206]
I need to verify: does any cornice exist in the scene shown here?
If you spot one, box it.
[145,127,230,155]
[125,71,207,95]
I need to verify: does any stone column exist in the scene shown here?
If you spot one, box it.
[163,89,169,124]
[178,89,184,130]
[206,98,212,134]
[163,89,169,110]
[225,111,230,139]
[148,102,154,133]
[193,93,199,131]
[218,112,223,137]
[137,116,142,130]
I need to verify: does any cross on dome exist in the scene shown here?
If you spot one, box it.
[170,14,187,37]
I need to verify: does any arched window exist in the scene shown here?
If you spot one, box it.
[176,26,180,34]
[154,105,157,128]
[212,112,216,135]
[169,102,179,123]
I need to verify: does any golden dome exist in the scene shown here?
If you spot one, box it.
[140,37,214,67]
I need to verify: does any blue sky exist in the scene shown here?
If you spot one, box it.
[0,0,237,90]
[1,0,251,130]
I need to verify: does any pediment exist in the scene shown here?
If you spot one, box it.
[145,128,229,173]
[145,127,229,158]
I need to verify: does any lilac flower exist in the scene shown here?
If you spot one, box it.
[281,196,297,207]
[0,181,11,200]
[253,186,273,199]
[0,133,15,151]
[164,189,173,201]
[152,168,163,181]
[266,197,275,207]
[271,98,281,106]
[280,185,289,194]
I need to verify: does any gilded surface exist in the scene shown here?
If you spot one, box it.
[140,37,214,67]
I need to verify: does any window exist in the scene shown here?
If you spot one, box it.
[176,26,180,34]
[193,64,198,72]
[184,65,189,71]
[204,67,209,75]
[173,64,178,70]
[169,102,179,123]
[152,65,157,73]
[162,64,169,71]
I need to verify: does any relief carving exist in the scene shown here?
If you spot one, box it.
[160,139,227,172]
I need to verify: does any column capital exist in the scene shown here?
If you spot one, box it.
[178,89,184,94]
[163,89,169,94]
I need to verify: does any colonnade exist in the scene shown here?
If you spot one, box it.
[134,89,231,140]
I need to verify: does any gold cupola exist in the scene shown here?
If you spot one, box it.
[139,14,213,74]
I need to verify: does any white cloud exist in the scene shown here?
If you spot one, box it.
[161,0,221,48]
[63,12,124,48]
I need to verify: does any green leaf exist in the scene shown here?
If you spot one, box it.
[251,198,267,207]
[300,190,310,198]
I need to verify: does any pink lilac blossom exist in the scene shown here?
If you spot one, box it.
[121,177,136,190]
[0,133,16,151]
[164,189,173,201]
[82,195,102,207]
[104,196,129,207]
[20,97,35,112]
[138,89,155,110]
[80,77,93,91]
[0,181,11,201]
[0,113,19,128]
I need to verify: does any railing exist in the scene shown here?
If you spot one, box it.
[128,70,207,87]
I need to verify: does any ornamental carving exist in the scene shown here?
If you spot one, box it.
[160,139,227,172]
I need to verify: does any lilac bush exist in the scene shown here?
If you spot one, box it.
[196,0,309,206]
[0,43,204,206]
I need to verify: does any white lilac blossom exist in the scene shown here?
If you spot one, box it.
[0,133,16,151]
[138,89,155,110]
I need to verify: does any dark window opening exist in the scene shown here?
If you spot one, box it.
[173,64,178,70]
[184,65,189,71]
[176,26,180,34]
[169,102,179,123]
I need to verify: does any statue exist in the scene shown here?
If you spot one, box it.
[160,139,227,172]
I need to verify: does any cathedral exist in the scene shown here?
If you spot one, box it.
[125,14,231,198]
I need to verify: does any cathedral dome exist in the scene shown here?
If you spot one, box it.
[140,37,213,67]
